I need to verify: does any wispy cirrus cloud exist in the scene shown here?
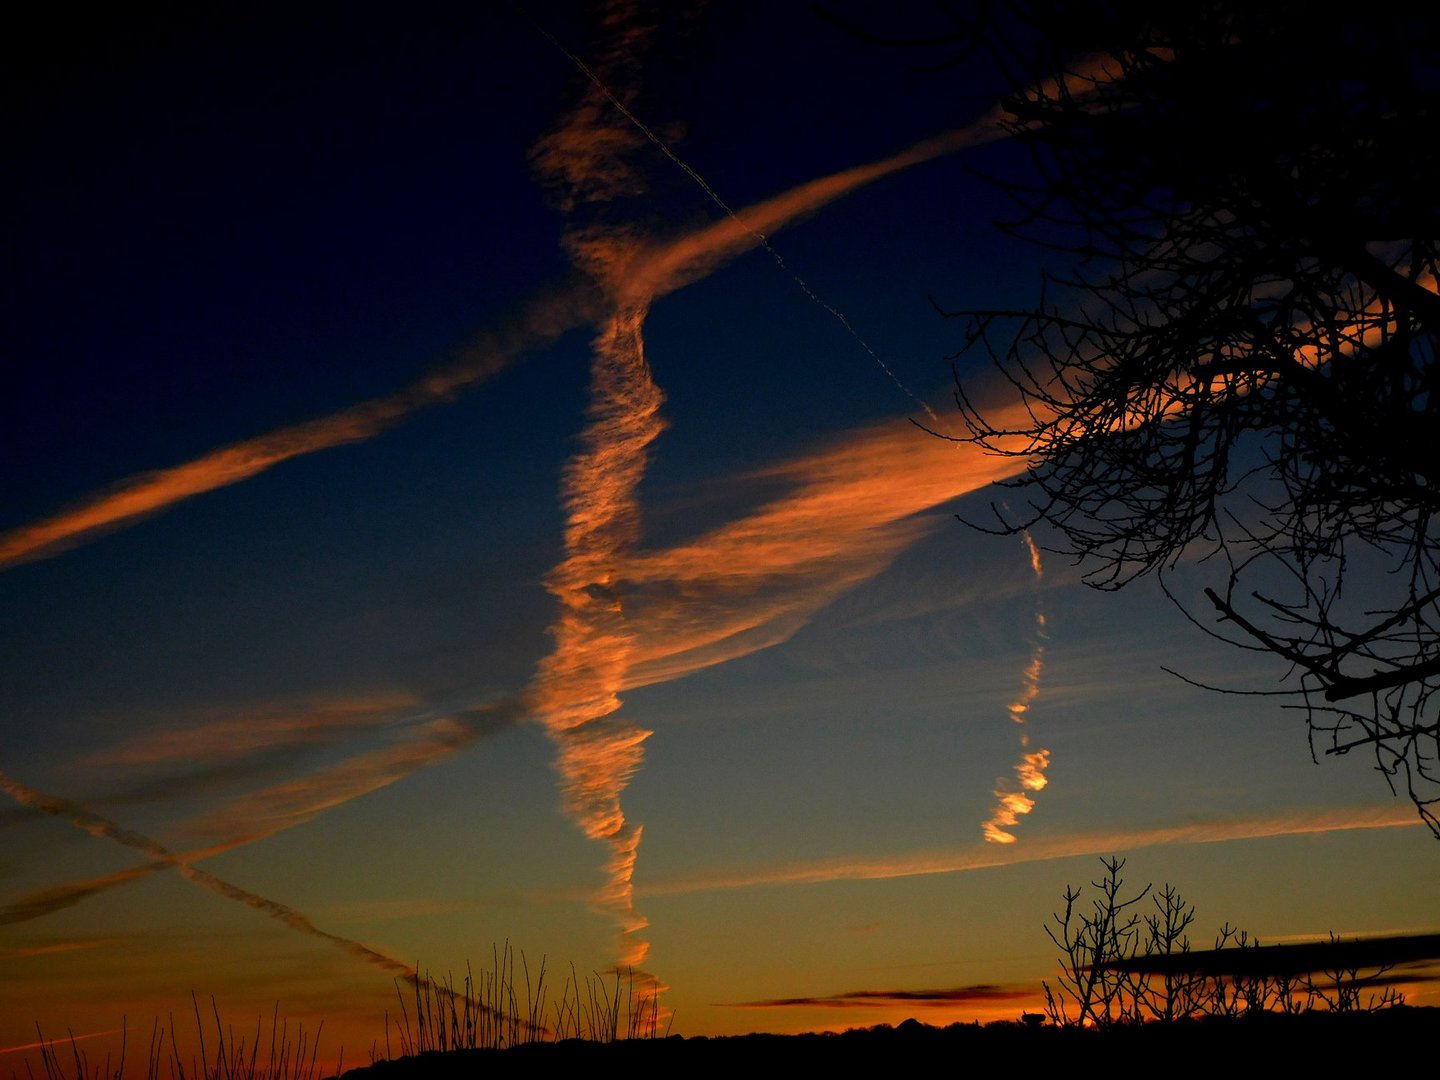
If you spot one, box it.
[0,769,415,977]
[0,864,163,925]
[0,701,519,925]
[619,414,1034,690]
[178,703,518,845]
[638,803,1424,898]
[84,692,421,767]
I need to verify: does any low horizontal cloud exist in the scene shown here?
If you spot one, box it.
[723,984,1035,1010]
[1103,933,1440,980]
[0,938,116,960]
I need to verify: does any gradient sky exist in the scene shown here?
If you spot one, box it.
[4,2,1438,1069]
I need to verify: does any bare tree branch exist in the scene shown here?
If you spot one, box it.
[942,0,1440,832]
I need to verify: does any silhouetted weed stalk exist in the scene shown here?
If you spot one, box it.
[19,945,668,1080]
[25,996,326,1080]
[1042,857,1407,1028]
[386,943,669,1056]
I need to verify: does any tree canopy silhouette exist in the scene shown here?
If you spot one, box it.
[943,2,1440,830]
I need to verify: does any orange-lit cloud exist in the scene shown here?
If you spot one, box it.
[523,3,673,991]
[180,704,516,845]
[619,413,1035,689]
[0,864,163,925]
[0,91,1018,579]
[638,803,1423,897]
[0,287,600,572]
[983,532,1050,843]
[84,692,421,767]
[526,304,664,975]
[515,1,1036,993]
[519,394,1036,982]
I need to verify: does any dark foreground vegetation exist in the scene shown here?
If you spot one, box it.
[23,863,1434,1079]
[338,1010,1438,1076]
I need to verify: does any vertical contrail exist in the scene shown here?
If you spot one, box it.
[521,1,1044,985]
[523,0,670,1002]
[981,532,1051,843]
[528,303,666,977]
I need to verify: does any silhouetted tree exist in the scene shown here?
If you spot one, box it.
[1042,857,1150,1028]
[943,1,1440,830]
[1042,859,1409,1025]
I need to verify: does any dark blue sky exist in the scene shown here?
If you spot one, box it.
[7,3,1431,1060]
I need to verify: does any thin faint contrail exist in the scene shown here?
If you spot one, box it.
[525,9,995,429]
[0,769,408,975]
[0,768,531,1025]
[0,1030,125,1057]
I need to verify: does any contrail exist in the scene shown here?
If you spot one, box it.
[982,531,1051,843]
[0,286,600,572]
[638,803,1424,897]
[1,702,519,924]
[524,7,994,428]
[0,863,164,925]
[0,767,529,1027]
[1,116,1020,576]
[0,769,409,975]
[526,303,665,976]
[0,1030,125,1057]
[618,410,1036,690]
[522,1,672,998]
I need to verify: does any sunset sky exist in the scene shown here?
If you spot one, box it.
[4,3,1437,1068]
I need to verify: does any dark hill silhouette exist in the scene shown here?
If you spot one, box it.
[336,1008,1439,1076]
